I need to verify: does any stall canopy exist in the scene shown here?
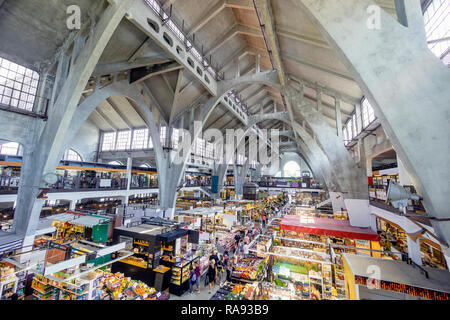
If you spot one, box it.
[45,213,109,228]
[156,228,190,243]
[280,216,380,241]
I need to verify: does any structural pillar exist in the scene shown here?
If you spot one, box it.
[406,236,423,266]
[335,95,343,139]
[69,200,77,211]
[398,157,413,186]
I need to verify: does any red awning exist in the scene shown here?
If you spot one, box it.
[280,216,380,241]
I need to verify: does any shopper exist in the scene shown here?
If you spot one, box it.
[224,254,232,282]
[207,260,217,294]
[234,233,241,245]
[209,250,219,265]
[239,241,245,255]
[195,263,201,293]
[189,264,197,294]
[244,233,250,245]
[217,255,225,285]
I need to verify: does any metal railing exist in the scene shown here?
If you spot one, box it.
[0,176,159,194]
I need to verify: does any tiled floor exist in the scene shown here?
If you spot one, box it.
[169,278,224,301]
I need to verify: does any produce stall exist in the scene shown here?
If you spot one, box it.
[111,222,200,296]
[210,281,258,300]
[231,257,267,283]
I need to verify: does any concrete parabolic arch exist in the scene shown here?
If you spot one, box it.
[209,70,364,196]
[213,111,338,195]
[209,69,371,226]
[67,80,173,211]
[295,0,450,240]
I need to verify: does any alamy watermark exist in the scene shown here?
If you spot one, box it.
[367,4,381,30]
[67,5,81,30]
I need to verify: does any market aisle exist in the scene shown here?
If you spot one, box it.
[170,280,222,300]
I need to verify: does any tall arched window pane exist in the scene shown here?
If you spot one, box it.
[116,130,131,150]
[284,161,301,178]
[63,149,82,162]
[132,129,148,150]
[424,0,449,60]
[0,142,19,156]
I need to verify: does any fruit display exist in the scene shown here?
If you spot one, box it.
[226,283,257,300]
[210,282,235,301]
[231,258,266,281]
[210,282,258,301]
[103,272,169,300]
[0,262,15,281]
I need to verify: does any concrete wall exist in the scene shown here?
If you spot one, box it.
[65,119,99,162]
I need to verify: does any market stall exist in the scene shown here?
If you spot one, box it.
[279,215,380,256]
[111,222,200,296]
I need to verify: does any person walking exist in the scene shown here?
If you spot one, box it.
[207,260,217,294]
[189,264,197,294]
[244,233,250,245]
[217,255,225,285]
[195,263,201,294]
[224,253,232,282]
[209,250,219,266]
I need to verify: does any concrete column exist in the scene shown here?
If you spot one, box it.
[317,88,323,113]
[34,70,51,114]
[357,138,366,172]
[295,0,450,244]
[335,96,343,139]
[256,54,261,73]
[8,0,134,242]
[398,157,413,186]
[69,200,77,211]
[406,236,422,266]
[50,53,71,114]
[344,198,371,228]
[236,57,241,78]
[366,157,373,178]
[126,157,132,190]
[443,247,450,269]
[330,191,346,213]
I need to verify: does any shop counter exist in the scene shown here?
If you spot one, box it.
[169,256,200,296]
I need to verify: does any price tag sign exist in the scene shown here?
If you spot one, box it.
[279,266,290,278]
[156,292,161,298]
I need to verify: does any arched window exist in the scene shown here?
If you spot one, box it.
[283,161,301,178]
[0,142,20,156]
[423,0,449,61]
[62,149,82,162]
[108,161,123,166]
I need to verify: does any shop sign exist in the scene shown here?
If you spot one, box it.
[175,238,181,254]
[199,232,210,241]
[265,239,272,252]
[279,266,290,278]
[100,179,112,187]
